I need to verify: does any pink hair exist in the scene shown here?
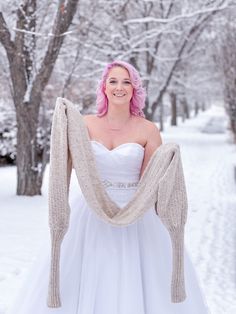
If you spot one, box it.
[96,60,146,117]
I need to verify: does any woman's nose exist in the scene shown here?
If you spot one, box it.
[115,82,123,90]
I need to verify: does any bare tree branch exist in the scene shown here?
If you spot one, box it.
[32,0,79,98]
[0,12,16,61]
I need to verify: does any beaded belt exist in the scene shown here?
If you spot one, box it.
[101,179,138,189]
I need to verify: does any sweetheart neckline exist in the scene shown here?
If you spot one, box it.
[90,140,145,152]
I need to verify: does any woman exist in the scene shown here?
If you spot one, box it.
[8,60,210,314]
[84,61,162,178]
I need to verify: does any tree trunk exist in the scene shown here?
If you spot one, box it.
[16,103,42,195]
[179,98,185,122]
[159,100,164,132]
[143,98,154,121]
[170,92,177,126]
[230,118,236,143]
[183,98,190,119]
[194,101,199,116]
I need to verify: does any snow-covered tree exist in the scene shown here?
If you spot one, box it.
[215,9,236,141]
[0,0,79,195]
[68,0,234,123]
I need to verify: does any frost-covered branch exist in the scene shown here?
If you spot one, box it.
[124,2,230,25]
[12,26,79,38]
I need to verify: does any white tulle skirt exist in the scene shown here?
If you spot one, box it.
[7,182,210,314]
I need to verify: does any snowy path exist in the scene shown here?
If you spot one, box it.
[164,106,236,314]
[0,105,236,314]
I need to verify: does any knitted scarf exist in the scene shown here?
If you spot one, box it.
[47,97,188,308]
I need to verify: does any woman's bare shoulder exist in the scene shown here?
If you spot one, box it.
[82,114,98,124]
[135,116,160,134]
[83,114,96,119]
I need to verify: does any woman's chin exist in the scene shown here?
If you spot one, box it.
[109,97,130,106]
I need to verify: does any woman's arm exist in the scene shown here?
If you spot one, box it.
[139,122,162,179]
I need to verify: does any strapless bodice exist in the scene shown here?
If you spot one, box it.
[90,140,145,183]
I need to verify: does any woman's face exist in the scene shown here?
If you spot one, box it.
[104,66,133,107]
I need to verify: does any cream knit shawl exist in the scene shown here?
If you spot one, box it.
[47,97,188,308]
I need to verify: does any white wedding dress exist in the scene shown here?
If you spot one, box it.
[8,140,210,314]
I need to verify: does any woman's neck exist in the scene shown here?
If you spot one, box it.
[105,106,132,130]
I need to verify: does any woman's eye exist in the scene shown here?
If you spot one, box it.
[109,80,116,84]
[124,81,131,84]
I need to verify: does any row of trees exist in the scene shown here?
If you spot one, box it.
[216,11,236,142]
[0,0,235,195]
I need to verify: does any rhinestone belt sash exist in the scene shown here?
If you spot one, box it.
[101,179,138,189]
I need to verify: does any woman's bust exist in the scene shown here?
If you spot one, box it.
[83,62,162,177]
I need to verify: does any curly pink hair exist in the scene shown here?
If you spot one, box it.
[96,60,146,117]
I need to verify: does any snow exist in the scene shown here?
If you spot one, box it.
[1,104,236,314]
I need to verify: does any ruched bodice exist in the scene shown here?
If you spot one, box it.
[90,140,145,208]
[90,140,145,183]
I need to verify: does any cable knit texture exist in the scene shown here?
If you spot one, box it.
[47,97,188,307]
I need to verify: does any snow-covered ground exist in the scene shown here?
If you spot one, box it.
[0,105,236,314]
